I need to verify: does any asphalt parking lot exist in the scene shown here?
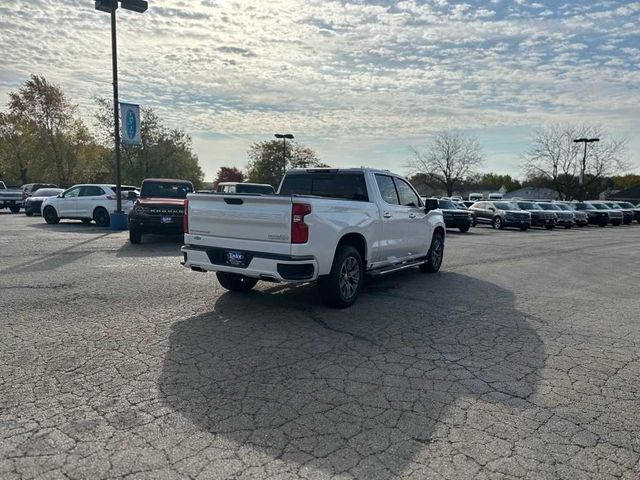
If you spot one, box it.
[1,214,639,480]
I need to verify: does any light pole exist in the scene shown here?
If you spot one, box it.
[95,0,147,216]
[573,137,599,201]
[274,134,294,178]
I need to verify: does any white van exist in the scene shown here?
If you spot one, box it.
[468,193,483,202]
[488,192,503,200]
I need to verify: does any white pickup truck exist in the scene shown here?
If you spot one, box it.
[181,168,445,307]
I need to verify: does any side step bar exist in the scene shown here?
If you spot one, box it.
[367,257,427,277]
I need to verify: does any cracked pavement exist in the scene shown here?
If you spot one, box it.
[1,214,639,479]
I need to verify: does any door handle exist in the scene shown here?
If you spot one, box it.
[409,212,416,219]
[383,212,392,218]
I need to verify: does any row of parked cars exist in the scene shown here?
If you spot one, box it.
[434,196,640,232]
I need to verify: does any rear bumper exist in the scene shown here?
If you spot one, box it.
[181,245,319,283]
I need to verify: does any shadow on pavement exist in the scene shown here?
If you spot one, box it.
[28,220,113,234]
[159,272,544,478]
[115,234,183,258]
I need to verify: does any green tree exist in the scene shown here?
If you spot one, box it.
[95,98,204,188]
[246,140,324,187]
[470,173,522,192]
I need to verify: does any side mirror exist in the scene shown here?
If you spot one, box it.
[424,198,439,213]
[488,207,496,212]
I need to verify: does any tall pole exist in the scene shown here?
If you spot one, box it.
[579,141,587,202]
[111,2,122,213]
[282,137,287,178]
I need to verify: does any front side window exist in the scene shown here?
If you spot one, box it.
[394,178,421,207]
[63,186,82,198]
[374,175,399,205]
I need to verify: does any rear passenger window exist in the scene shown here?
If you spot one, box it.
[394,178,421,207]
[81,186,105,197]
[279,173,369,201]
[375,175,399,205]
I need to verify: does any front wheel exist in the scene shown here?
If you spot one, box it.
[520,226,529,231]
[564,225,572,229]
[93,207,110,227]
[318,245,364,308]
[9,205,20,214]
[216,272,259,292]
[459,225,470,233]
[25,209,34,217]
[129,229,142,244]
[420,231,444,274]
[492,216,503,230]
[545,225,554,230]
[43,206,60,224]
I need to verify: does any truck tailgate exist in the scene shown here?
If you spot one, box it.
[187,193,294,248]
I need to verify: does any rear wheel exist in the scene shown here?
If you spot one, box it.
[459,225,470,233]
[9,205,20,214]
[129,228,142,244]
[93,207,110,227]
[564,225,572,229]
[545,225,554,230]
[25,209,34,217]
[43,206,59,224]
[318,245,364,308]
[492,216,503,230]
[216,272,259,292]
[419,231,444,274]
[519,226,529,231]
[599,223,607,227]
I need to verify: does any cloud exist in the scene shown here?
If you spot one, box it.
[0,0,638,176]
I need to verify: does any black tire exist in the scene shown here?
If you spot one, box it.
[520,226,529,231]
[578,223,585,228]
[419,231,444,274]
[564,225,572,229]
[492,216,503,230]
[612,221,621,227]
[93,207,110,227]
[81,219,92,224]
[318,245,364,308]
[25,210,34,217]
[216,272,259,292]
[545,225,554,230]
[459,225,470,233]
[599,223,607,227]
[43,206,60,224]
[129,229,142,244]
[9,205,20,214]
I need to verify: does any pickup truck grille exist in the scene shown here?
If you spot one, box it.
[148,207,184,216]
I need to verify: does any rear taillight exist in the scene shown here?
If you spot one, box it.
[291,203,311,244]
[183,198,189,234]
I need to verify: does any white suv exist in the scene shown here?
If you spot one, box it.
[41,184,137,227]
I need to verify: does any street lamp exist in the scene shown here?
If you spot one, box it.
[573,137,599,201]
[95,0,148,219]
[274,133,294,177]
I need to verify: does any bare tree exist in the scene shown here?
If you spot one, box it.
[408,131,484,196]
[522,124,629,200]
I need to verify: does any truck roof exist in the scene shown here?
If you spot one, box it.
[285,167,397,176]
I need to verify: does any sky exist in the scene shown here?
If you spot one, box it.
[1,0,639,181]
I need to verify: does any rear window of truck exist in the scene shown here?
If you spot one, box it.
[279,173,369,201]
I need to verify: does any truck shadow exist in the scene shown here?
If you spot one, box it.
[115,235,183,258]
[159,272,544,477]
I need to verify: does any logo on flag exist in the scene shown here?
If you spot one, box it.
[120,103,142,145]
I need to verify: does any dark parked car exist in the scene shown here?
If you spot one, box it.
[602,201,633,224]
[128,178,194,244]
[468,201,531,230]
[538,202,574,229]
[436,198,474,232]
[573,202,610,227]
[216,182,275,194]
[556,202,588,227]
[21,183,58,201]
[588,202,623,226]
[514,201,557,229]
[613,202,640,223]
[23,188,64,216]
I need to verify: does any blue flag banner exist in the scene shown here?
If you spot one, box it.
[120,102,142,145]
